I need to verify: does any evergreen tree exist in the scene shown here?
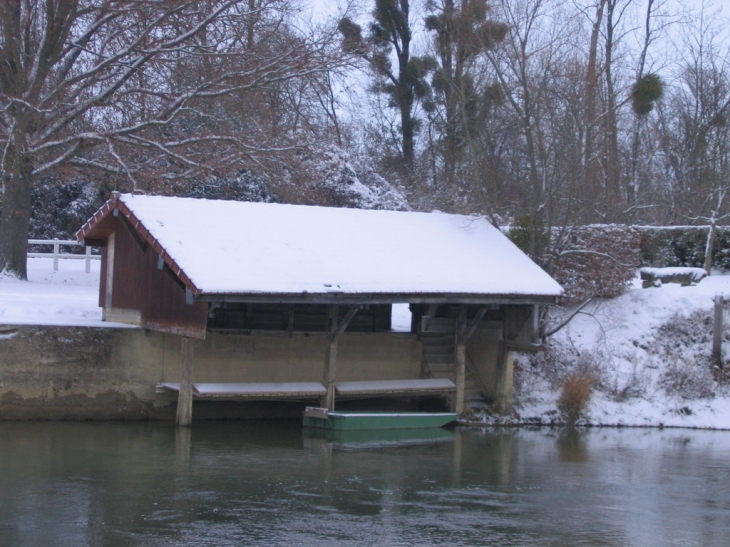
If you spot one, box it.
[425,0,507,187]
[338,1,435,173]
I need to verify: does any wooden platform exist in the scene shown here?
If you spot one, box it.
[157,378,456,401]
[334,378,456,398]
[156,382,326,399]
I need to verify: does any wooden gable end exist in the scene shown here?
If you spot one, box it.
[95,215,208,339]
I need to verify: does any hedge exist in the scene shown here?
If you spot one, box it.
[508,223,729,306]
[638,226,730,271]
[549,225,642,305]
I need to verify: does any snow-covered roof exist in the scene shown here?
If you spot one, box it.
[78,193,562,302]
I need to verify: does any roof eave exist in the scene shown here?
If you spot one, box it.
[195,292,560,306]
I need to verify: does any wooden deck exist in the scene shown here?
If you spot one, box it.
[334,378,456,398]
[156,382,327,399]
[156,378,455,401]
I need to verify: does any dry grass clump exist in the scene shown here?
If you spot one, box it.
[557,373,594,424]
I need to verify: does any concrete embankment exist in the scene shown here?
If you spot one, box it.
[0,326,422,420]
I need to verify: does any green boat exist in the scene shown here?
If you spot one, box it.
[302,406,456,431]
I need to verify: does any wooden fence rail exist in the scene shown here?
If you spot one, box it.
[27,239,100,273]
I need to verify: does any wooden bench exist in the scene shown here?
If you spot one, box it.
[334,378,456,398]
[156,382,326,399]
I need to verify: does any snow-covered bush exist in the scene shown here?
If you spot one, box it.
[28,177,107,241]
[6,144,409,245]
[283,144,409,210]
[649,310,720,399]
[185,171,280,203]
[653,310,714,351]
[609,360,650,402]
[519,341,609,392]
[659,358,716,400]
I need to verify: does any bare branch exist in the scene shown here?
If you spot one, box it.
[544,297,593,338]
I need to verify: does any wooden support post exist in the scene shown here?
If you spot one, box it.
[320,305,359,411]
[322,338,338,410]
[713,292,724,368]
[176,336,195,427]
[453,306,467,414]
[321,305,339,410]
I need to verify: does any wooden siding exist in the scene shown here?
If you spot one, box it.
[207,303,392,332]
[108,216,208,338]
[99,243,108,309]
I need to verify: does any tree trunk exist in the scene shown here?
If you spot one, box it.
[0,145,33,280]
[604,0,621,222]
[400,95,415,171]
[583,0,607,222]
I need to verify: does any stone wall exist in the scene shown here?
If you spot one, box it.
[0,326,421,420]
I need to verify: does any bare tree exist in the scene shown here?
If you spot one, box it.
[485,0,588,259]
[658,3,730,272]
[0,0,336,279]
[625,0,669,221]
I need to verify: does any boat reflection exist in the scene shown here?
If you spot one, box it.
[302,425,454,448]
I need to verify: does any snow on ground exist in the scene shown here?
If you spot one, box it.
[487,273,730,430]
[0,258,134,328]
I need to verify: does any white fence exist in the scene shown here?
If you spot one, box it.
[28,239,100,273]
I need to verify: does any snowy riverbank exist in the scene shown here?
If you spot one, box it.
[470,274,730,430]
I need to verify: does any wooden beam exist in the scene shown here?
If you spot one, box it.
[337,306,360,338]
[176,337,195,426]
[464,307,489,341]
[505,340,542,353]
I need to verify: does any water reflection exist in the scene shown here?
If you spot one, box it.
[1,422,729,546]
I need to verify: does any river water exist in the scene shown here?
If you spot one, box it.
[0,421,728,547]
